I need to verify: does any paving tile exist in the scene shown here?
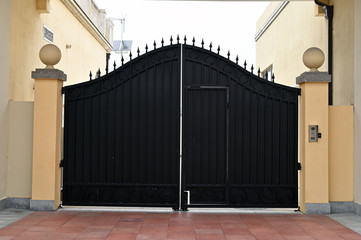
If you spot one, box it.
[1,210,361,240]
[167,224,195,232]
[75,238,106,240]
[0,227,28,237]
[282,236,314,240]
[28,226,58,232]
[253,234,286,240]
[18,230,48,238]
[195,233,226,240]
[146,213,170,219]
[119,213,147,219]
[111,227,139,233]
[45,231,79,239]
[194,222,221,229]
[55,225,87,233]
[195,229,223,234]
[90,216,120,227]
[76,228,111,239]
[248,227,279,235]
[336,232,361,240]
[167,231,196,240]
[225,234,256,240]
[136,233,167,240]
[116,220,143,229]
[0,237,14,240]
[105,233,137,240]
[222,227,251,235]
[139,226,168,234]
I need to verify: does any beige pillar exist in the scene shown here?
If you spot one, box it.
[30,44,66,210]
[297,48,331,214]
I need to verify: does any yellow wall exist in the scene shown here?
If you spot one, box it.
[330,0,354,106]
[0,0,12,201]
[9,0,109,102]
[7,102,34,198]
[329,106,354,201]
[256,2,281,32]
[256,2,327,87]
[354,0,361,205]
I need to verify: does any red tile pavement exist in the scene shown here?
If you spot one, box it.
[0,211,360,240]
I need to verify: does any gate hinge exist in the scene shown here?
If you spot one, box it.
[59,160,64,168]
[297,162,302,170]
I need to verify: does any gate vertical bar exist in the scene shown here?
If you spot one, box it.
[178,44,183,210]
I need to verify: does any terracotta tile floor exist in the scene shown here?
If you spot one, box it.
[0,211,360,240]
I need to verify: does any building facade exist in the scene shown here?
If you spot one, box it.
[0,0,113,209]
[256,0,361,214]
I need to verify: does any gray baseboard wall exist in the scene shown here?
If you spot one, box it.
[0,198,8,211]
[306,201,361,215]
[306,203,331,214]
[29,200,54,211]
[7,198,30,209]
[330,201,356,213]
[1,197,361,216]
[354,202,361,216]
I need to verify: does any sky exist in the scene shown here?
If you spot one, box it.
[94,0,269,67]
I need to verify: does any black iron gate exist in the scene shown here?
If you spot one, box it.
[62,39,300,209]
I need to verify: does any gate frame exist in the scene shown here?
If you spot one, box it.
[31,43,340,212]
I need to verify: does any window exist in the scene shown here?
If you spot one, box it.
[263,65,274,82]
[43,25,53,43]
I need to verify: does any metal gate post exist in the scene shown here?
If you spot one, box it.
[30,44,66,210]
[297,47,331,214]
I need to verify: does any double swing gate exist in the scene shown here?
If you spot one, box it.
[62,40,301,209]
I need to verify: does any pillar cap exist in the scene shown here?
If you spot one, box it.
[39,44,61,69]
[32,68,67,81]
[296,71,331,84]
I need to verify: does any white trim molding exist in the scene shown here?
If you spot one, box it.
[255,1,289,41]
[60,0,112,52]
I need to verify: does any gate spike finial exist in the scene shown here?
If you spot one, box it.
[89,71,92,81]
[265,71,268,80]
[184,35,187,44]
[251,64,254,74]
[97,68,101,78]
[129,51,132,60]
[137,47,140,57]
[145,44,148,53]
[201,39,204,48]
[177,34,180,44]
[236,55,239,64]
[161,38,164,47]
[258,68,261,77]
[227,50,230,59]
[209,42,212,51]
[244,60,247,69]
[121,55,124,65]
[217,45,220,54]
[170,35,173,45]
[153,40,156,49]
[113,61,116,70]
[272,73,275,82]
[192,37,195,46]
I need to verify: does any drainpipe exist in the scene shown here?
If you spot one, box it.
[314,0,334,105]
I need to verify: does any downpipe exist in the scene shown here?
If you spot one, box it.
[314,0,334,105]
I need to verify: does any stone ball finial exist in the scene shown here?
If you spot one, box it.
[39,44,61,69]
[302,47,325,72]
